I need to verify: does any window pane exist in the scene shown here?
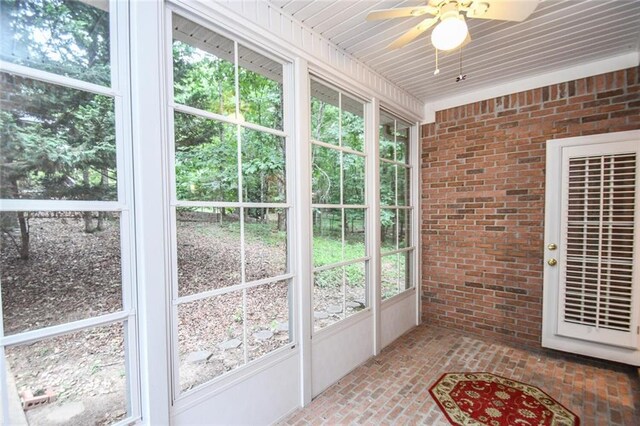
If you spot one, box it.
[314,266,344,330]
[174,113,238,202]
[5,322,128,425]
[246,281,290,362]
[172,16,235,116]
[381,252,412,299]
[379,163,396,206]
[0,73,116,201]
[341,95,364,152]
[399,251,412,291]
[178,290,244,392]
[1,211,122,335]
[379,111,395,160]
[313,208,342,267]
[310,81,339,146]
[380,208,398,253]
[381,254,399,300]
[312,145,340,205]
[176,207,241,297]
[399,209,411,249]
[345,262,366,317]
[397,166,409,206]
[343,153,365,205]
[344,209,365,261]
[238,45,283,130]
[242,128,286,203]
[244,208,287,282]
[396,120,411,164]
[0,0,111,86]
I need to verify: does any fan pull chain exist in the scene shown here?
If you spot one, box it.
[434,48,440,75]
[456,47,467,82]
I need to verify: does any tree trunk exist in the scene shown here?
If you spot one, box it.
[277,211,285,231]
[97,211,105,231]
[96,170,108,231]
[83,170,95,233]
[17,211,30,260]
[84,211,95,233]
[7,177,30,260]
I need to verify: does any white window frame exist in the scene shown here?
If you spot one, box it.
[378,110,417,302]
[0,1,140,424]
[164,7,298,402]
[309,76,372,335]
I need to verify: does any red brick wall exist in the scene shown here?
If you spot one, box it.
[420,66,640,347]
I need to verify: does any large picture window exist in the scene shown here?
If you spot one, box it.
[379,111,414,299]
[169,14,292,395]
[0,1,138,425]
[310,80,368,330]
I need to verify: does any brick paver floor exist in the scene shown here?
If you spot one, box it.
[281,325,640,425]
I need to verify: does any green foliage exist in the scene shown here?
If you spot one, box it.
[174,114,238,201]
[172,40,285,204]
[173,40,235,116]
[238,65,283,130]
[0,0,111,85]
[0,77,116,201]
[312,207,366,288]
[242,130,285,203]
[310,91,365,206]
[1,0,115,203]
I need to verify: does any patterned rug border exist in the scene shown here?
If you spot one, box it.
[428,371,581,426]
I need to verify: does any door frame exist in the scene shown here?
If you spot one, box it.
[542,129,640,365]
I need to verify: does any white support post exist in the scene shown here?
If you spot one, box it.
[413,123,422,326]
[129,0,172,423]
[293,57,313,406]
[368,99,382,355]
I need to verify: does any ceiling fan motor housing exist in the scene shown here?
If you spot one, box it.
[439,2,462,19]
[431,2,469,51]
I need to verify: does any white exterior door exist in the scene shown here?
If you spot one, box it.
[543,130,640,364]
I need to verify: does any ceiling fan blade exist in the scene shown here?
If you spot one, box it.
[467,0,539,22]
[366,6,437,21]
[388,17,438,50]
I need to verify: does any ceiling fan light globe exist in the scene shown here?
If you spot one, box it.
[431,15,468,51]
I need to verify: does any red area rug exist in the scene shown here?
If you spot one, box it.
[429,372,580,426]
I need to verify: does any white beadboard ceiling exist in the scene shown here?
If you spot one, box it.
[268,0,640,104]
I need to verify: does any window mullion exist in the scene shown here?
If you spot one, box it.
[233,40,250,366]
[0,60,118,97]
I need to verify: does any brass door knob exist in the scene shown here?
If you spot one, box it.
[547,243,557,250]
[548,258,557,266]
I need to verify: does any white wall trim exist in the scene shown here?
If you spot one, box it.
[129,0,172,423]
[423,51,640,123]
[172,0,424,121]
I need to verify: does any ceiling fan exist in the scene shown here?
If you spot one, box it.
[367,0,540,51]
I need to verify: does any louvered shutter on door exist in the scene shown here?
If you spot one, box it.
[558,148,638,347]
